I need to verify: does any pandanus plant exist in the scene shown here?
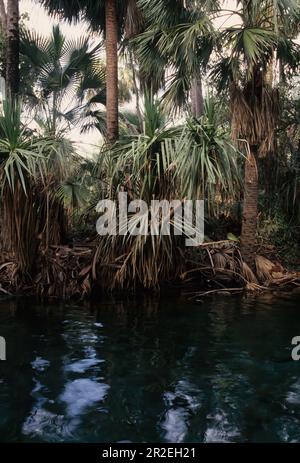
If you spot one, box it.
[0,99,73,278]
[0,100,46,275]
[93,96,242,290]
[136,0,300,267]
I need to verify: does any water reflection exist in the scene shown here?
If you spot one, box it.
[60,379,109,417]
[161,379,202,443]
[15,306,110,442]
[0,294,300,442]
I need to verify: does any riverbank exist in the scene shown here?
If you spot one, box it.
[1,240,300,300]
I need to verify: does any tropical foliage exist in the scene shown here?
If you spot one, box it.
[1,0,300,297]
[85,96,242,289]
[20,25,106,137]
[0,99,70,275]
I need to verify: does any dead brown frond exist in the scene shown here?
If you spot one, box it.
[124,0,144,39]
[95,234,185,291]
[230,73,279,157]
[241,262,259,284]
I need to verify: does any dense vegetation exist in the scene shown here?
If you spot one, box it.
[0,0,300,298]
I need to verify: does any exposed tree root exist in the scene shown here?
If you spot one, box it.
[0,245,97,299]
[183,241,300,300]
[0,240,299,300]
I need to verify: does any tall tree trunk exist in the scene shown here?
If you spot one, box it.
[0,0,7,78]
[129,50,143,131]
[105,0,119,144]
[191,75,204,118]
[240,147,259,269]
[0,0,6,33]
[6,0,19,96]
[0,0,7,254]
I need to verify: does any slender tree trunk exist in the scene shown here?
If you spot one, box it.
[6,0,19,96]
[240,147,259,269]
[191,75,204,118]
[129,50,143,131]
[0,1,6,253]
[0,0,6,33]
[0,0,7,78]
[105,0,119,144]
[52,91,58,135]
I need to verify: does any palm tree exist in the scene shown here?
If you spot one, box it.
[0,100,62,275]
[134,0,216,113]
[19,25,106,138]
[214,0,300,267]
[40,0,143,144]
[6,0,19,96]
[94,96,242,289]
[137,0,300,267]
[0,96,87,279]
[105,0,118,144]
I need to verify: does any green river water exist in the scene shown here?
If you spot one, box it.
[0,293,300,443]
